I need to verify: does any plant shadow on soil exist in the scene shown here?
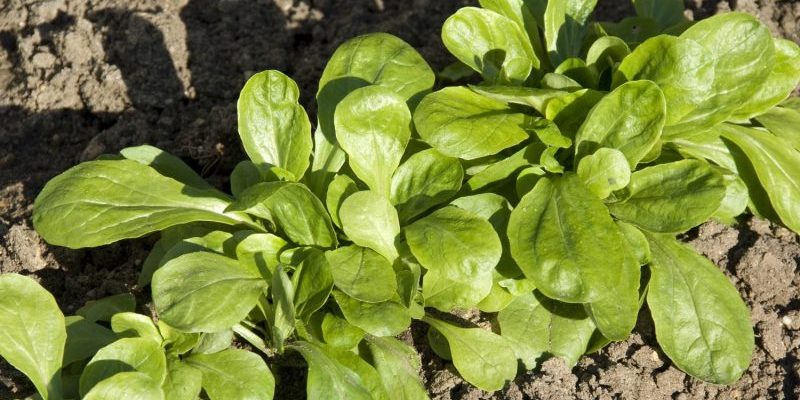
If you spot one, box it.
[1,0,799,399]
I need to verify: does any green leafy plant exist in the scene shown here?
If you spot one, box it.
[415,0,800,386]
[2,1,800,398]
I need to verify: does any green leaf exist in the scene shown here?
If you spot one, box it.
[669,129,739,172]
[271,265,296,351]
[110,313,161,343]
[230,161,296,199]
[152,252,267,332]
[713,171,749,225]
[720,124,800,232]
[314,33,434,194]
[755,106,800,151]
[599,17,661,45]
[140,230,238,288]
[229,182,337,248]
[326,246,397,303]
[289,341,372,400]
[464,144,542,193]
[616,221,650,266]
[340,191,401,261]
[186,349,275,400]
[317,33,435,117]
[576,148,631,199]
[516,165,547,197]
[421,268,494,312]
[731,39,800,121]
[158,321,200,356]
[449,192,520,279]
[79,337,167,397]
[469,84,573,115]
[405,206,502,310]
[63,316,116,367]
[332,291,410,337]
[544,0,599,64]
[508,174,627,303]
[335,86,412,196]
[423,317,517,392]
[326,174,359,228]
[235,232,289,280]
[361,336,428,400]
[238,70,312,179]
[608,160,726,233]
[293,249,334,320]
[308,125,348,200]
[320,312,366,349]
[161,361,202,400]
[645,233,753,384]
[138,226,232,287]
[479,0,548,67]
[585,36,630,72]
[575,80,666,167]
[442,7,537,84]
[543,88,605,137]
[390,149,464,223]
[633,0,686,29]
[497,291,596,367]
[325,347,390,400]
[0,274,66,400]
[586,239,640,341]
[667,13,775,137]
[477,272,517,312]
[405,206,501,275]
[76,293,135,323]
[613,35,714,127]
[192,330,233,355]
[414,87,529,160]
[33,159,256,248]
[83,371,164,400]
[120,145,213,190]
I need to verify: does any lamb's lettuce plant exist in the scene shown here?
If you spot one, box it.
[3,0,800,398]
[413,0,800,386]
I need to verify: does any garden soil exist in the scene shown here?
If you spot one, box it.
[0,0,799,399]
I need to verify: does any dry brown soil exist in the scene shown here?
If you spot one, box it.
[1,0,799,399]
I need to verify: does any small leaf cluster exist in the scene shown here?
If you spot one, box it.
[2,0,800,399]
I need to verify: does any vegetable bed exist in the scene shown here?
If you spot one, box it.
[1,0,799,399]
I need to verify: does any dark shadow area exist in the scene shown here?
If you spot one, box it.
[725,215,759,275]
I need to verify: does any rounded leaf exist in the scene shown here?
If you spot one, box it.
[442,7,537,84]
[237,70,312,179]
[335,86,411,196]
[152,252,267,332]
